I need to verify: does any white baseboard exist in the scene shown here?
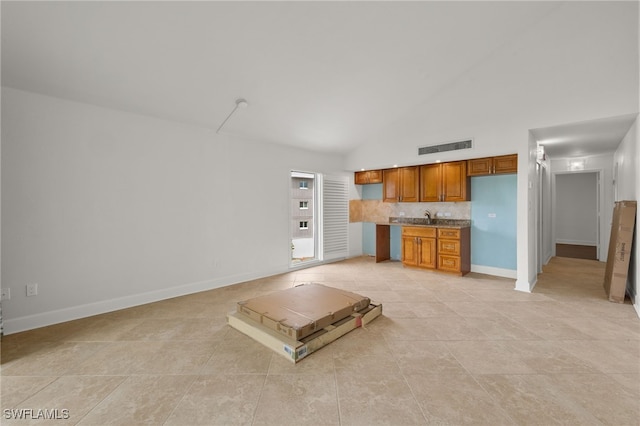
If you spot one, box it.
[470,264,517,279]
[634,302,640,319]
[2,266,287,335]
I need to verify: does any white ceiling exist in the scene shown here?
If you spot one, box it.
[1,1,637,157]
[531,114,638,159]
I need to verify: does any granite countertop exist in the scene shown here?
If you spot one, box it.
[379,217,471,229]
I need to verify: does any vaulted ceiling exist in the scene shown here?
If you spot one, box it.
[2,1,638,157]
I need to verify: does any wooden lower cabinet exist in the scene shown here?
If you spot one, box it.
[401,227,437,269]
[437,228,470,275]
[402,226,470,275]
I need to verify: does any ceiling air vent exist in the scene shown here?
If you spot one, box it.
[418,139,473,155]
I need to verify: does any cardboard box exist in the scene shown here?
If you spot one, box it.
[236,283,370,340]
[604,200,637,303]
[228,303,382,363]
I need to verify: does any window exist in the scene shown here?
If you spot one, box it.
[299,221,308,229]
[299,201,308,209]
[299,180,308,189]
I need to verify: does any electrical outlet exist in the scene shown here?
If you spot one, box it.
[26,283,38,297]
[1,288,10,300]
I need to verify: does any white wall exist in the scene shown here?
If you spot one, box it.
[1,88,346,333]
[555,173,599,246]
[613,117,638,310]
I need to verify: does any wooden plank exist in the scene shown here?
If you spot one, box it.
[227,303,383,363]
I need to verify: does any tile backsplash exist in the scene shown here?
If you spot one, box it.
[349,200,471,223]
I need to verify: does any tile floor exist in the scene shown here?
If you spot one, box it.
[1,256,639,425]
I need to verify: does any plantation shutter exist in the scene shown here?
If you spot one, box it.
[322,174,349,261]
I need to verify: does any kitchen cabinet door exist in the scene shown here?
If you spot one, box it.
[420,161,469,202]
[441,161,469,202]
[419,164,441,202]
[493,154,518,174]
[355,170,383,184]
[383,166,419,202]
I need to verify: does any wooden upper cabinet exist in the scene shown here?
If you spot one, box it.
[354,170,383,185]
[493,154,518,174]
[467,154,517,176]
[383,166,419,202]
[418,164,440,202]
[441,161,469,201]
[419,161,469,202]
[466,157,493,176]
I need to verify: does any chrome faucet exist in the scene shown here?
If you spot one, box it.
[424,210,432,220]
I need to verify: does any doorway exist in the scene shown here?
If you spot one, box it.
[290,171,317,265]
[554,171,600,260]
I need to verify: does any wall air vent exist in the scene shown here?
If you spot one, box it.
[418,139,473,155]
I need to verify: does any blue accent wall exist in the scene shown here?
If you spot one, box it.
[362,183,383,200]
[470,174,517,270]
[390,225,401,260]
[362,222,377,256]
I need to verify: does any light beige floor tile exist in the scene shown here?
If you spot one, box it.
[557,339,640,374]
[134,340,220,375]
[5,376,125,426]
[201,332,273,374]
[354,280,393,291]
[0,376,58,409]
[517,340,602,374]
[117,317,228,341]
[465,288,553,302]
[446,341,538,375]
[551,373,639,425]
[252,374,339,425]
[394,289,440,303]
[1,342,108,376]
[511,316,596,340]
[376,317,440,341]
[378,302,420,318]
[555,316,640,340]
[440,300,502,317]
[470,317,545,340]
[406,373,515,425]
[69,341,165,375]
[608,373,640,398]
[60,317,146,342]
[78,375,194,425]
[429,287,478,302]
[476,374,603,425]
[394,341,467,375]
[336,371,426,425]
[164,374,265,425]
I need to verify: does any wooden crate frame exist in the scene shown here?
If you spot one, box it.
[227,303,382,363]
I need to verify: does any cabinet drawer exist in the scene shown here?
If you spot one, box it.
[402,226,437,238]
[438,239,460,255]
[438,255,461,272]
[437,228,461,239]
